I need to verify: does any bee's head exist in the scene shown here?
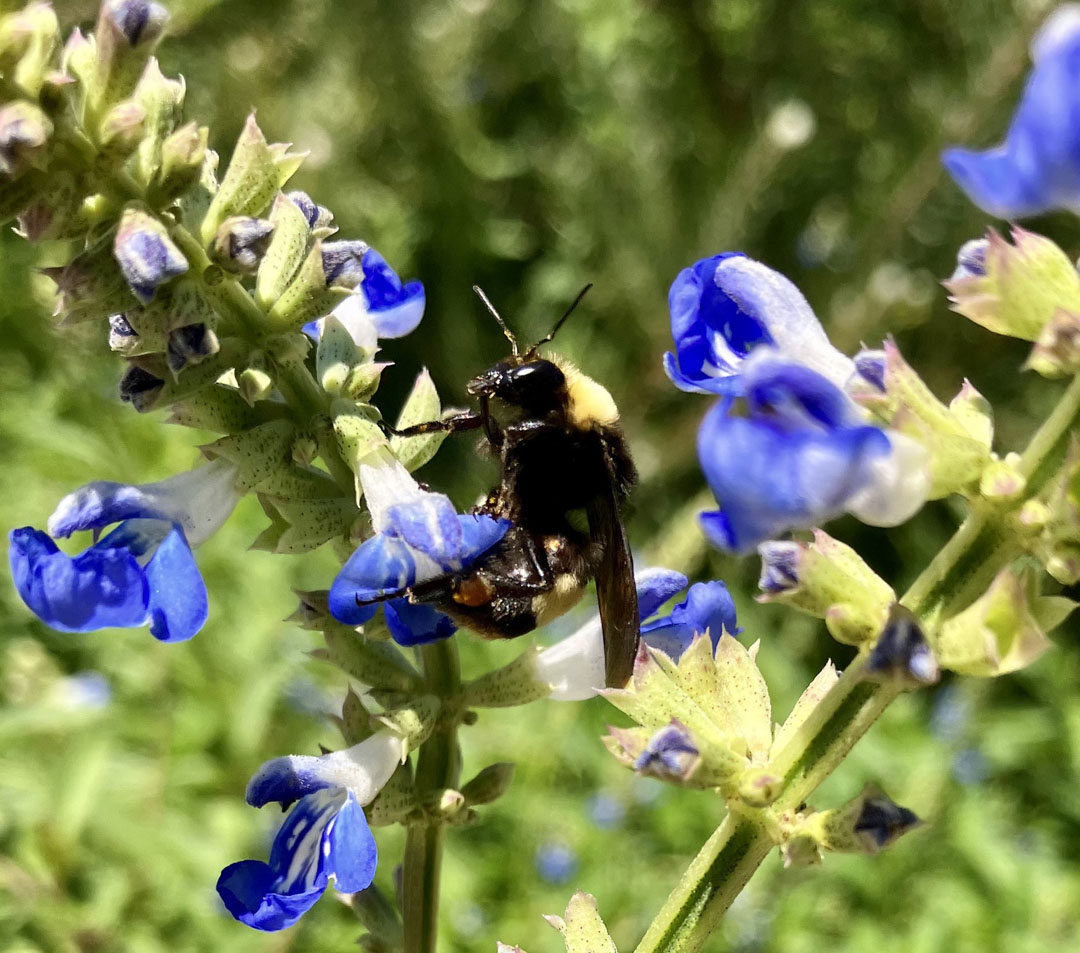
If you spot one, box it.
[467,357,567,412]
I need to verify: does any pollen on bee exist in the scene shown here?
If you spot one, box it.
[453,576,495,607]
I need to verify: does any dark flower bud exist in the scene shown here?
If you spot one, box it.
[166,323,220,374]
[108,313,138,352]
[103,0,168,49]
[852,793,921,851]
[119,364,164,411]
[866,604,940,686]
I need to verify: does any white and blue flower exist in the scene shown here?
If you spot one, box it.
[697,351,928,554]
[943,6,1080,219]
[535,567,739,699]
[329,458,509,646]
[304,248,426,349]
[8,461,239,642]
[664,253,853,396]
[218,731,403,932]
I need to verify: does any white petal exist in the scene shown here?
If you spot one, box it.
[331,294,380,350]
[287,732,404,806]
[1031,4,1080,62]
[357,458,425,534]
[848,431,930,526]
[534,616,606,702]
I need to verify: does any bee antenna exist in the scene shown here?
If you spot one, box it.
[531,283,593,353]
[473,285,518,357]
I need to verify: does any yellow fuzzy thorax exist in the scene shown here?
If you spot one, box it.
[554,356,620,429]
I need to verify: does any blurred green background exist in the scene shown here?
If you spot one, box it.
[3,0,1080,950]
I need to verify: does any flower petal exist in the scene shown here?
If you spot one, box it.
[641,580,739,659]
[217,859,325,932]
[247,732,405,808]
[143,524,208,642]
[325,792,378,893]
[635,567,689,620]
[8,526,148,632]
[383,598,456,646]
[329,534,418,624]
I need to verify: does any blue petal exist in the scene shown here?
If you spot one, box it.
[635,568,689,621]
[9,526,148,632]
[370,282,425,338]
[217,860,325,932]
[662,351,742,396]
[384,495,465,566]
[641,581,739,659]
[329,535,418,624]
[697,401,890,553]
[326,792,378,892]
[143,525,207,642]
[942,147,1049,220]
[359,248,405,309]
[247,757,333,808]
[384,599,456,647]
[48,480,172,536]
[743,356,859,431]
[302,319,321,341]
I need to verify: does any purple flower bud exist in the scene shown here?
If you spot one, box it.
[119,365,164,411]
[757,540,801,594]
[114,210,188,303]
[166,323,219,373]
[104,0,169,47]
[633,721,700,782]
[866,605,940,686]
[0,102,51,176]
[212,216,275,274]
[951,238,989,281]
[852,348,886,393]
[287,190,334,230]
[321,240,370,288]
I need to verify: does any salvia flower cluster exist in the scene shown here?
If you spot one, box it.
[3,2,1080,951]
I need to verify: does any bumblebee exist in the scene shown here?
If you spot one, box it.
[374,286,639,688]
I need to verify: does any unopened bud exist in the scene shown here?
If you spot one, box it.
[0,101,52,176]
[166,323,219,374]
[1,3,59,99]
[92,0,169,113]
[212,216,275,274]
[824,784,921,853]
[459,762,515,806]
[113,206,188,302]
[118,364,164,411]
[322,240,370,289]
[865,604,940,687]
[287,190,334,231]
[237,367,274,405]
[155,121,207,198]
[98,100,146,157]
[979,452,1026,501]
[946,227,1080,342]
[632,721,700,782]
[1026,308,1080,378]
[758,531,894,646]
[373,695,440,756]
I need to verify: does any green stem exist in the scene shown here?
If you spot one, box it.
[403,639,462,953]
[634,373,1080,953]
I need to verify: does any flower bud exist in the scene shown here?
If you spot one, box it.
[931,568,1063,676]
[118,363,164,411]
[945,227,1080,342]
[849,339,991,498]
[631,721,702,783]
[130,58,185,186]
[865,604,940,687]
[113,206,188,302]
[155,121,207,198]
[44,242,130,324]
[0,101,52,177]
[459,762,515,807]
[166,323,219,374]
[60,27,94,88]
[1027,307,1080,378]
[979,452,1026,501]
[236,366,273,406]
[757,530,895,646]
[322,240,370,289]
[200,113,304,243]
[91,0,169,114]
[818,784,921,854]
[101,103,146,156]
[212,215,275,274]
[287,189,334,232]
[266,241,349,331]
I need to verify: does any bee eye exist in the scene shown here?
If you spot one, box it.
[505,360,566,407]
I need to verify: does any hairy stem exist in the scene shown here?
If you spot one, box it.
[403,639,462,953]
[635,373,1080,953]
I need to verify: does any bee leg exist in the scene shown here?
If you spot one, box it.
[379,411,485,438]
[479,396,503,449]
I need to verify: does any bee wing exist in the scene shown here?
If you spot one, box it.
[587,456,638,688]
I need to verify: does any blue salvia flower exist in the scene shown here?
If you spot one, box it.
[103,0,169,47]
[218,731,403,932]
[329,458,508,645]
[697,351,928,554]
[943,7,1080,218]
[113,212,189,303]
[664,252,853,396]
[304,248,426,348]
[8,461,239,642]
[633,722,701,782]
[536,568,738,698]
